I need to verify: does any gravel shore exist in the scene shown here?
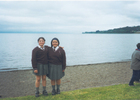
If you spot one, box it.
[0,61,132,98]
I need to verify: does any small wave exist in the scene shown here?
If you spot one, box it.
[0,68,18,70]
[0,67,32,72]
[0,68,19,72]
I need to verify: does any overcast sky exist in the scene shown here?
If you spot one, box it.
[0,1,140,34]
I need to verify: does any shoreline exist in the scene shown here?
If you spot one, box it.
[0,60,131,72]
[0,61,132,98]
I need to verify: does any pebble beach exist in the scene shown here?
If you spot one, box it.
[0,61,132,98]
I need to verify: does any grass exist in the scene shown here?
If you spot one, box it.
[1,83,140,100]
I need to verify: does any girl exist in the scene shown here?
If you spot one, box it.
[48,38,66,95]
[31,37,49,97]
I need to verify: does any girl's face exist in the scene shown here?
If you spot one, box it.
[52,40,58,47]
[38,39,45,47]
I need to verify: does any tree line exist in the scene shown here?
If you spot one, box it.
[84,25,140,33]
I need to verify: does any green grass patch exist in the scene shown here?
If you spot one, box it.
[1,83,140,100]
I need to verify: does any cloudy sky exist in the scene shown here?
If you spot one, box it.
[0,1,140,34]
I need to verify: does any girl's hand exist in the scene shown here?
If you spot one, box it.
[59,46,64,49]
[62,70,65,72]
[34,70,38,73]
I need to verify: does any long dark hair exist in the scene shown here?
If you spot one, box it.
[51,38,60,47]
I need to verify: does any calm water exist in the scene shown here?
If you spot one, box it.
[0,33,139,72]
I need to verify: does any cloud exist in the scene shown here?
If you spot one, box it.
[0,1,140,33]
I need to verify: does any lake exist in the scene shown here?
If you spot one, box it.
[0,33,139,72]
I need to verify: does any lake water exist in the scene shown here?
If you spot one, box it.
[0,33,139,72]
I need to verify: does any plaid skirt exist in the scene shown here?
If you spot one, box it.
[48,63,65,80]
[33,63,49,76]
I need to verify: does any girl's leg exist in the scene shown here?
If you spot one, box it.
[42,75,46,87]
[51,80,56,95]
[56,79,61,85]
[35,75,41,88]
[51,80,55,85]
[42,75,48,96]
[56,79,61,94]
[35,75,41,97]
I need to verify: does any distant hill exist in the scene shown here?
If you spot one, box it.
[83,26,140,34]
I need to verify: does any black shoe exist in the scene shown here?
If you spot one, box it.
[56,88,60,94]
[52,89,56,95]
[35,91,39,97]
[43,90,48,96]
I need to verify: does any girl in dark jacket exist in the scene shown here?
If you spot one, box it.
[48,38,66,95]
[31,37,49,97]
